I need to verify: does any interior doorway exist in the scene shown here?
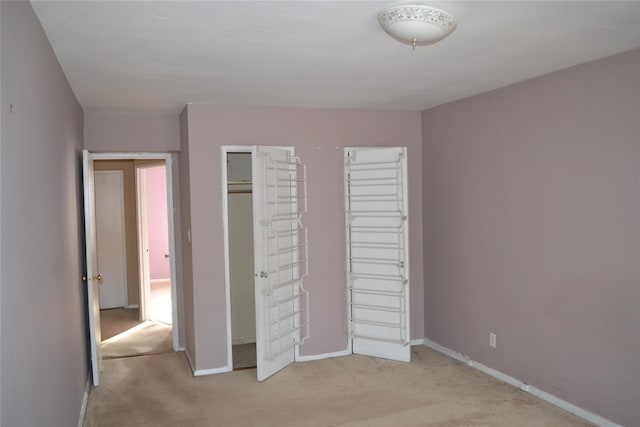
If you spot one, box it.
[83,151,180,385]
[136,163,173,326]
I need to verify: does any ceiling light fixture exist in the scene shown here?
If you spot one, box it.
[377,3,457,49]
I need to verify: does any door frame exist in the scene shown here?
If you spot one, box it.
[221,145,302,373]
[135,162,168,322]
[88,152,180,351]
[135,166,150,320]
[221,145,255,371]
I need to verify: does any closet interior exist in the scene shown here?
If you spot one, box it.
[227,152,257,369]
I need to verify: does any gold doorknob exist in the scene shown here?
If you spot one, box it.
[82,276,87,282]
[96,274,103,283]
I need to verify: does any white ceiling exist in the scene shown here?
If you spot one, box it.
[31,1,640,114]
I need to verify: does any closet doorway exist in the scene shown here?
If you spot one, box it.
[136,163,173,326]
[222,146,310,381]
[225,151,257,370]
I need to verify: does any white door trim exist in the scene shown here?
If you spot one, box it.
[89,152,180,351]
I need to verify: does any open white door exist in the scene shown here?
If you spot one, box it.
[253,146,309,381]
[345,147,410,362]
[82,150,102,385]
[135,166,151,322]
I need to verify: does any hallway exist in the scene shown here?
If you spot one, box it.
[99,281,173,359]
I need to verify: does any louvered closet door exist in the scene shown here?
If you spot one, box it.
[253,146,310,381]
[345,147,410,362]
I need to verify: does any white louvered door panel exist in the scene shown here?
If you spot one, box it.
[253,146,309,381]
[345,147,410,362]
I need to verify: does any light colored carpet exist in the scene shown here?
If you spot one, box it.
[150,279,172,325]
[101,321,173,359]
[100,308,141,341]
[83,346,591,427]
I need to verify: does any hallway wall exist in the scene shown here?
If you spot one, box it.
[84,112,180,152]
[1,2,87,425]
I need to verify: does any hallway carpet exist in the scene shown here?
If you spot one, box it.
[101,321,173,359]
[100,308,140,341]
[83,346,590,427]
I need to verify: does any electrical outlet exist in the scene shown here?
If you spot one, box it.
[489,333,497,348]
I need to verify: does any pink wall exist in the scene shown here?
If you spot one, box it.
[422,48,640,426]
[84,112,180,152]
[145,165,170,280]
[181,105,423,370]
[1,2,87,425]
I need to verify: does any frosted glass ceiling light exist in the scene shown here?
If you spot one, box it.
[378,3,457,48]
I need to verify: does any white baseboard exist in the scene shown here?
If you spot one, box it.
[232,337,256,345]
[296,348,351,362]
[125,304,139,309]
[193,366,232,376]
[422,338,621,427]
[410,338,425,346]
[185,349,231,377]
[294,340,427,362]
[77,376,90,427]
[185,349,195,373]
